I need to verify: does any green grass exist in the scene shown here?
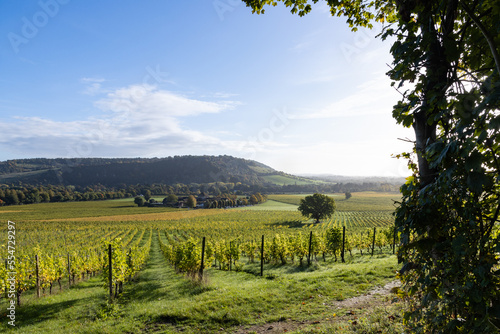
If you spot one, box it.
[0,233,401,333]
[262,174,321,186]
[238,199,299,211]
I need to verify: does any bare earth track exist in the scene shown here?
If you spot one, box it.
[233,281,401,334]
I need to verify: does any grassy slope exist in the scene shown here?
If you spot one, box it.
[0,231,401,333]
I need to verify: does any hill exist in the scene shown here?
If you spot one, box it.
[0,156,318,188]
[0,156,403,195]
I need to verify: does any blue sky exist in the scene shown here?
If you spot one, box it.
[0,0,413,176]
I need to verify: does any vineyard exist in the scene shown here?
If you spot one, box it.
[0,192,404,333]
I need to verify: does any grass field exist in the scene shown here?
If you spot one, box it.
[0,192,405,333]
[238,199,299,211]
[261,174,322,186]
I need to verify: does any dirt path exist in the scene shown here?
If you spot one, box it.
[232,281,401,334]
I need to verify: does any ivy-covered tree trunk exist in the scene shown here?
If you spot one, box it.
[390,1,500,332]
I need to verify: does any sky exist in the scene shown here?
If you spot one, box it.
[0,0,414,177]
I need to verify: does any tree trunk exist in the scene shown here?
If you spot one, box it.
[413,108,437,186]
[413,6,454,188]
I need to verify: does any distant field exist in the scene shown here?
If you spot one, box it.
[268,192,400,212]
[261,174,321,185]
[0,198,178,221]
[236,199,298,211]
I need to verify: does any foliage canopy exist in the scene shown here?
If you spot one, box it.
[297,193,336,223]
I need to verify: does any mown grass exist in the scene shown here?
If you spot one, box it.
[238,199,298,211]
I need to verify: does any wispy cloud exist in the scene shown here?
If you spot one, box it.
[289,78,398,119]
[95,84,234,116]
[81,77,106,96]
[0,84,239,158]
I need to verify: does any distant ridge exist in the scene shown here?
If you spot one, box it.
[0,155,402,193]
[0,156,308,187]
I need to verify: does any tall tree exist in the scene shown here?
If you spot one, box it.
[186,195,197,208]
[242,0,500,331]
[297,193,336,223]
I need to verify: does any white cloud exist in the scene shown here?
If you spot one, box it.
[96,84,233,116]
[0,85,237,159]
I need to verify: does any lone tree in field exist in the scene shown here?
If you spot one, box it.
[298,193,335,224]
[186,195,197,208]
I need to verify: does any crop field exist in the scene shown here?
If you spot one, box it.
[0,192,405,333]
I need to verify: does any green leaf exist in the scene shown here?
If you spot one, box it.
[467,172,489,194]
[465,151,483,172]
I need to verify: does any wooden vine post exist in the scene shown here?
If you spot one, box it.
[393,227,396,254]
[371,227,376,257]
[307,231,313,266]
[341,226,346,263]
[260,235,264,277]
[128,248,132,281]
[199,237,206,280]
[35,254,40,298]
[108,244,113,302]
[67,253,71,288]
[229,241,232,271]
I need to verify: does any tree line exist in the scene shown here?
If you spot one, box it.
[0,180,392,207]
[134,191,267,209]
